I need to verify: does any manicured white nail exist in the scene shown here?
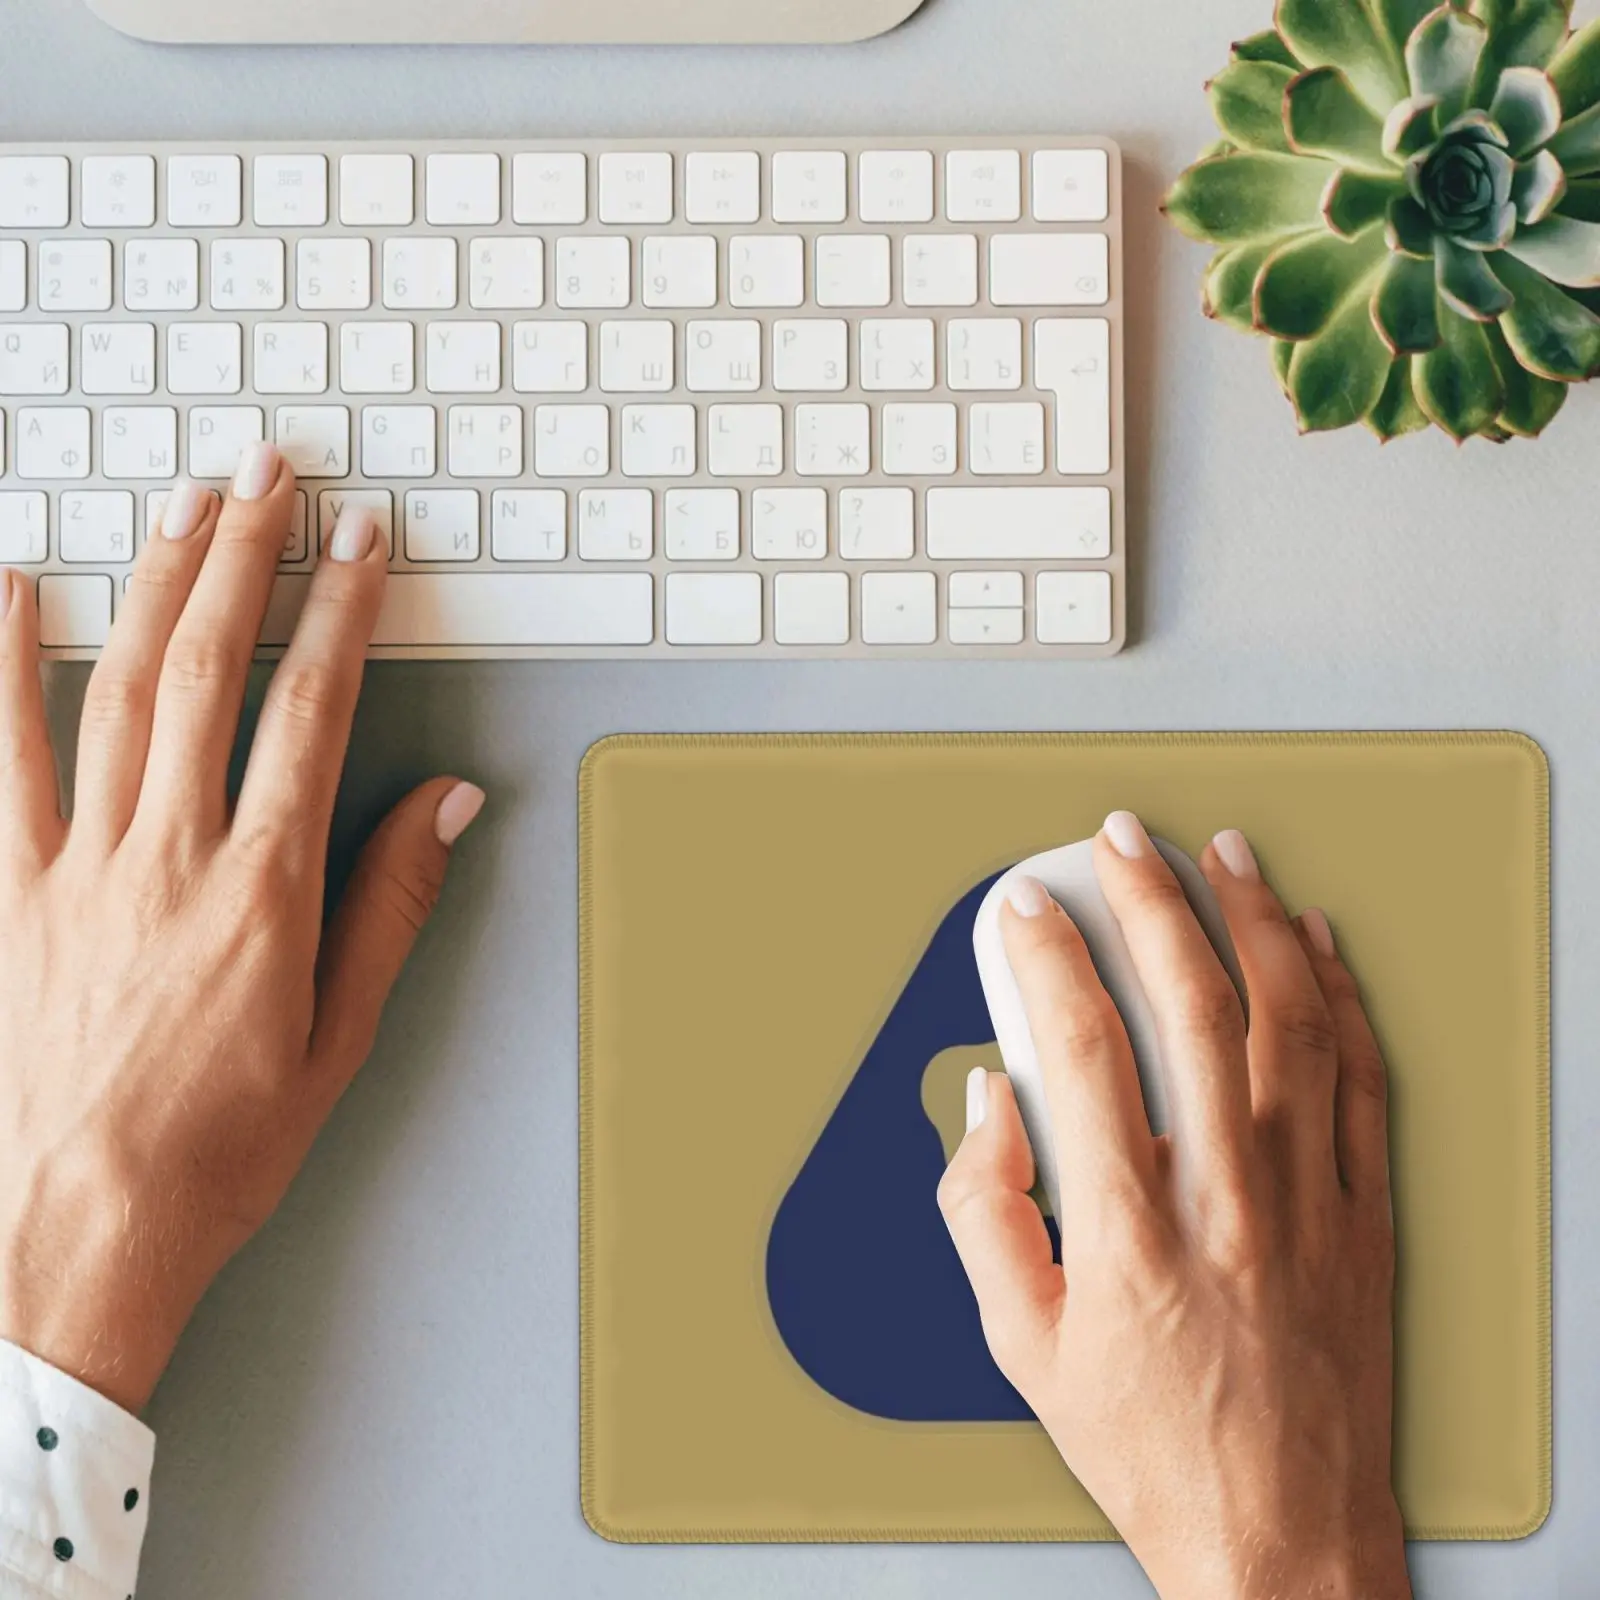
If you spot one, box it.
[1211,828,1260,882]
[1302,907,1336,958]
[1103,810,1151,858]
[1006,874,1053,918]
[159,479,209,541]
[434,781,485,846]
[232,441,280,501]
[0,570,14,621]
[965,1066,989,1133]
[329,506,376,563]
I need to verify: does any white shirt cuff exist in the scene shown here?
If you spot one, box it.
[0,1339,154,1600]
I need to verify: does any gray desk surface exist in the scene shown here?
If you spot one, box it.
[5,0,1592,1593]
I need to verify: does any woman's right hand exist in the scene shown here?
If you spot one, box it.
[938,810,1408,1600]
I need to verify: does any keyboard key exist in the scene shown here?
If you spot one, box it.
[578,488,653,560]
[512,321,588,392]
[642,236,717,310]
[1032,148,1109,222]
[989,233,1109,306]
[1034,317,1112,475]
[620,404,695,476]
[535,404,609,476]
[253,154,328,227]
[341,322,415,394]
[770,151,846,223]
[947,317,1022,391]
[881,402,956,475]
[320,489,395,554]
[728,236,804,309]
[38,574,112,647]
[447,404,522,477]
[81,324,156,396]
[340,153,415,226]
[902,234,978,308]
[555,237,630,309]
[253,322,330,396]
[948,607,1024,645]
[512,153,586,225]
[775,572,848,645]
[491,489,567,560]
[210,238,286,311]
[753,488,826,560]
[469,238,544,309]
[17,407,90,478]
[0,157,70,228]
[427,153,501,226]
[795,403,869,476]
[275,405,350,477]
[949,570,1024,608]
[59,490,134,563]
[945,150,1021,222]
[297,238,372,310]
[815,235,891,308]
[0,326,70,396]
[361,404,436,477]
[0,493,48,564]
[858,150,934,223]
[102,405,177,478]
[772,319,847,392]
[969,402,1045,475]
[600,321,674,393]
[404,488,480,560]
[168,323,242,395]
[349,572,654,647]
[861,571,935,645]
[599,153,673,224]
[0,243,23,313]
[124,239,199,312]
[187,405,264,478]
[1036,570,1113,645]
[167,155,242,227]
[427,321,502,393]
[383,237,457,310]
[686,152,760,224]
[859,318,934,391]
[708,403,782,476]
[838,487,912,560]
[687,320,761,393]
[37,241,112,312]
[82,155,156,228]
[665,572,761,645]
[926,486,1111,559]
[664,488,739,560]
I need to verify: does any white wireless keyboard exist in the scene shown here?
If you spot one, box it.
[0,137,1124,659]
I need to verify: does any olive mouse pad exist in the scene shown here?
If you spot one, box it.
[579,733,1549,1542]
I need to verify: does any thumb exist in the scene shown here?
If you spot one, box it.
[937,1068,1064,1385]
[309,776,485,1087]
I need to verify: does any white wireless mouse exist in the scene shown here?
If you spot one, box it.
[973,839,1246,1224]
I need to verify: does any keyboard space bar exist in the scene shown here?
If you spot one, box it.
[263,572,655,648]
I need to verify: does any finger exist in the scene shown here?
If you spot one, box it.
[1199,829,1339,1199]
[136,442,294,840]
[1092,811,1253,1193]
[1296,909,1393,1215]
[70,482,221,851]
[937,1068,1064,1384]
[0,572,64,868]
[307,777,484,1096]
[999,875,1157,1243]
[232,506,387,865]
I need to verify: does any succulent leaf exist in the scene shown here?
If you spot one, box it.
[1382,0,1443,52]
[1387,192,1438,253]
[1512,149,1567,221]
[1406,5,1490,121]
[1232,28,1304,68]
[1286,65,1397,171]
[1206,236,1310,328]
[1406,121,1518,245]
[1254,225,1389,337]
[1162,152,1338,243]
[1559,176,1600,219]
[1287,262,1395,428]
[1366,354,1434,436]
[1277,0,1409,113]
[1503,212,1600,282]
[1484,318,1570,431]
[1209,60,1299,152]
[1414,303,1507,435]
[1271,337,1296,392]
[1493,249,1600,376]
[1549,15,1600,117]
[1470,0,1574,104]
[1383,94,1445,157]
[1548,100,1600,175]
[1324,168,1409,234]
[1488,65,1564,153]
[1372,249,1444,348]
[1435,236,1516,315]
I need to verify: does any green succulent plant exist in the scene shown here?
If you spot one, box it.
[1162,0,1600,441]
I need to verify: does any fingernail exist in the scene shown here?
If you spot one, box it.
[1103,810,1151,859]
[1006,874,1054,918]
[434,781,485,847]
[965,1067,988,1133]
[329,506,376,563]
[232,441,280,500]
[0,571,13,620]
[159,479,209,541]
[1211,828,1260,882]
[1302,907,1336,958]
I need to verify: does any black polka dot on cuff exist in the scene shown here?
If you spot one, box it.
[36,1427,58,1451]
[52,1537,73,1562]
[124,1487,139,1512]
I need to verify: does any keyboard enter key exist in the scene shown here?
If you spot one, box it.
[925,486,1110,560]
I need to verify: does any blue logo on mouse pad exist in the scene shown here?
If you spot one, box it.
[765,871,1057,1423]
